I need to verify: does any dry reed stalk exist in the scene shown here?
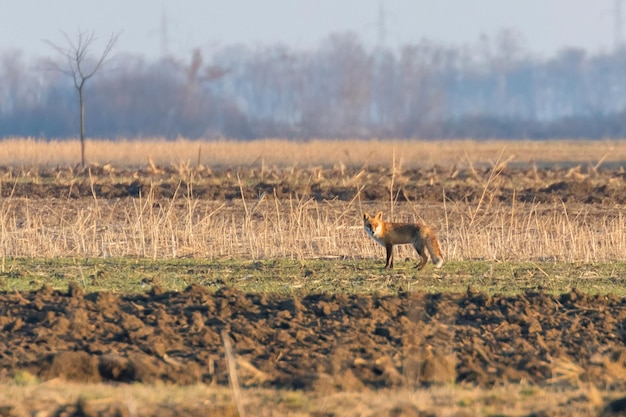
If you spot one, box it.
[468,148,505,229]
[389,148,396,218]
[547,355,585,385]
[222,330,246,417]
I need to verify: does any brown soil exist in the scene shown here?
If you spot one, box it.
[2,164,626,204]
[1,284,626,415]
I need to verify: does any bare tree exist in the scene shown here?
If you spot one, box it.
[46,30,119,167]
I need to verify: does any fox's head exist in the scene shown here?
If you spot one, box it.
[363,211,384,236]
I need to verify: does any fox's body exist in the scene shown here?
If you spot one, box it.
[363,211,444,269]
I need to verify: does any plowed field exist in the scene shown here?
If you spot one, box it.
[4,284,626,390]
[2,164,626,204]
[3,285,626,415]
[1,164,626,416]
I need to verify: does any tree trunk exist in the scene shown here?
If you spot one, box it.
[79,86,85,167]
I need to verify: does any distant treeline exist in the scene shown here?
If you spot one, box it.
[2,30,626,140]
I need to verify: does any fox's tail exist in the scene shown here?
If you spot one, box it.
[425,230,444,268]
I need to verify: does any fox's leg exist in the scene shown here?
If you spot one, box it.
[385,243,394,268]
[414,243,428,270]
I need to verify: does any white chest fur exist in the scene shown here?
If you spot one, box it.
[365,223,385,246]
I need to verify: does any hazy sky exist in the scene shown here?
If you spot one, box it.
[0,0,620,60]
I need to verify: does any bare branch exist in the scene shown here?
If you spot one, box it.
[86,32,120,80]
[45,29,120,83]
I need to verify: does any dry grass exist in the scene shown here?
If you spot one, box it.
[1,137,626,168]
[0,194,624,263]
[0,380,614,416]
[0,137,624,263]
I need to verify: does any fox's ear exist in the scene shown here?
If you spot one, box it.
[375,211,383,220]
[363,213,369,220]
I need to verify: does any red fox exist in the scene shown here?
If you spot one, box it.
[363,211,444,269]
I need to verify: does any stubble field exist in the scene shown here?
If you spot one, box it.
[1,138,626,416]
